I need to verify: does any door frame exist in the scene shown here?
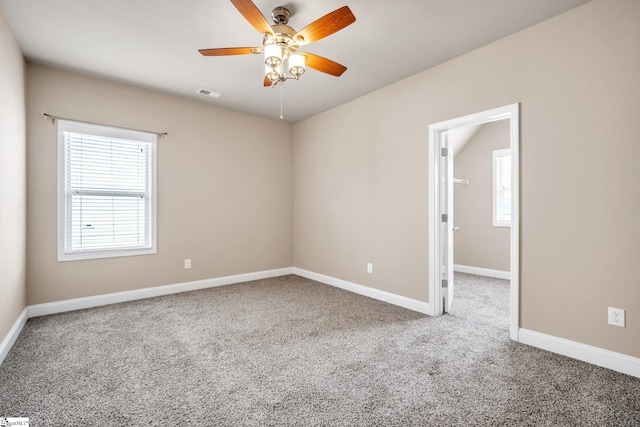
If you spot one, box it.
[428,103,520,341]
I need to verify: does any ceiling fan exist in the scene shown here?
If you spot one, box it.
[199,0,356,87]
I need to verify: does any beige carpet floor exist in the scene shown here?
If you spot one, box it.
[0,273,639,425]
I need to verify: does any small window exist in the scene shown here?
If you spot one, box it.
[57,120,157,261]
[493,148,511,227]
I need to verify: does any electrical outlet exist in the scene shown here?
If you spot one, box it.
[184,259,191,269]
[367,263,373,274]
[608,307,625,327]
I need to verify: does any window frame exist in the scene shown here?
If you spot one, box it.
[57,119,157,261]
[492,148,512,228]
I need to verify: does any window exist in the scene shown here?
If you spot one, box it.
[493,148,511,227]
[57,120,157,261]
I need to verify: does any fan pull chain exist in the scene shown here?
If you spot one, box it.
[280,83,284,120]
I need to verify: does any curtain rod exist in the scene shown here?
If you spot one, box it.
[43,113,168,138]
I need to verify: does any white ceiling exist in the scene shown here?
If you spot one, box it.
[1,0,590,123]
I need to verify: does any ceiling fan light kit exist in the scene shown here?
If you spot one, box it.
[199,0,356,88]
[263,20,306,85]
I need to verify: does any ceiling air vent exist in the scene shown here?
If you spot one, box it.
[197,88,222,98]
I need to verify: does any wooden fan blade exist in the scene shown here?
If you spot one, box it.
[199,47,261,56]
[302,53,347,77]
[230,0,273,35]
[294,6,355,44]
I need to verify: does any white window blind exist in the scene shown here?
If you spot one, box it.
[58,120,157,261]
[493,148,511,227]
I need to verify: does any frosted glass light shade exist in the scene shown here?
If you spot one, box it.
[288,54,306,77]
[264,44,282,68]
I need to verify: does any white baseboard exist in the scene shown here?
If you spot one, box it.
[293,268,432,315]
[28,267,294,318]
[519,328,640,379]
[0,308,28,367]
[454,264,510,280]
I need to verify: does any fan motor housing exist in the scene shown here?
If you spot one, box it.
[268,24,300,52]
[271,24,296,38]
[270,7,304,46]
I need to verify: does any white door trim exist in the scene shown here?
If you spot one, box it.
[428,103,520,341]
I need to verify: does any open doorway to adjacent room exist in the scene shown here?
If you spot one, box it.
[428,104,520,341]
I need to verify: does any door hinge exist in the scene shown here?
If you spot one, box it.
[441,214,448,223]
[441,147,448,156]
[442,279,448,288]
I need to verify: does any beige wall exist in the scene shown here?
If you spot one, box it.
[26,64,293,304]
[0,7,26,343]
[294,0,640,357]
[454,120,510,271]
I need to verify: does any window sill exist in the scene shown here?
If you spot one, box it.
[58,247,156,262]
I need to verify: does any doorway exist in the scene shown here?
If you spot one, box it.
[428,104,520,341]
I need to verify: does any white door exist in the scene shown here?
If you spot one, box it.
[442,133,455,313]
